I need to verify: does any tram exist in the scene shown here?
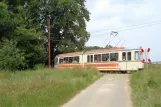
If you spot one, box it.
[54,47,144,72]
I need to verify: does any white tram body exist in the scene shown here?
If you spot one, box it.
[54,47,144,71]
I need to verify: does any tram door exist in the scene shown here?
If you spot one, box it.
[122,52,132,70]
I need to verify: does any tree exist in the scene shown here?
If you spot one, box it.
[0,2,14,40]
[0,0,90,69]
[35,0,90,64]
[105,45,113,48]
[84,46,103,51]
[14,27,46,68]
[0,0,47,69]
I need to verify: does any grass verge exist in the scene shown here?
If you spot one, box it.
[130,64,161,107]
[0,67,102,107]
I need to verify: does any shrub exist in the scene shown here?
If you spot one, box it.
[33,64,45,70]
[0,40,26,71]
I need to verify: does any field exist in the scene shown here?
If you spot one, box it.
[130,64,161,107]
[0,68,102,107]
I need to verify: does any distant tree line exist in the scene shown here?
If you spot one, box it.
[84,45,113,51]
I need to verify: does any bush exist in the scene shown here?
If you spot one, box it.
[33,64,45,70]
[0,40,26,71]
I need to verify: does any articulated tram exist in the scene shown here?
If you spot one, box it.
[54,47,144,72]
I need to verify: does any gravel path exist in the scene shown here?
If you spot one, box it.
[61,74,133,107]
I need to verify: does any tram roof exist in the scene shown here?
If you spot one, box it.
[57,47,141,57]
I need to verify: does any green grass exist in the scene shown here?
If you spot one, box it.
[130,64,161,107]
[0,67,102,107]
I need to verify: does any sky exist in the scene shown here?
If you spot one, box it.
[85,0,161,62]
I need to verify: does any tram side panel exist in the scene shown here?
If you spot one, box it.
[119,61,144,71]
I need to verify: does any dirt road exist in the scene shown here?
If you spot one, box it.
[61,74,133,107]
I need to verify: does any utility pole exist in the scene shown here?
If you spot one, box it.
[48,16,51,67]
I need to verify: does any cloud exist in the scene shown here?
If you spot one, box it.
[85,0,161,61]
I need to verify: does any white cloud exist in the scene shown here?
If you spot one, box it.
[85,0,161,61]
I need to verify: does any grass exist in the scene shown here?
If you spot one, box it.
[0,67,102,107]
[130,64,161,107]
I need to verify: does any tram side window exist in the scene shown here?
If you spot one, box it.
[59,58,64,64]
[87,55,90,62]
[91,55,93,62]
[127,52,131,60]
[73,56,79,63]
[87,55,93,63]
[69,57,73,63]
[64,57,69,63]
[110,53,118,61]
[98,54,101,61]
[94,55,97,62]
[102,54,109,61]
[62,56,79,64]
[94,54,101,62]
[122,52,126,61]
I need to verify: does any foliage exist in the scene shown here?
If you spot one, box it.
[82,45,113,52]
[0,68,102,107]
[0,40,25,71]
[0,2,13,40]
[84,46,104,51]
[14,27,47,68]
[37,0,91,59]
[130,64,161,107]
[105,45,113,48]
[0,0,90,70]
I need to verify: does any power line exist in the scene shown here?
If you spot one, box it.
[117,22,161,32]
[91,21,161,37]
[97,22,161,47]
[92,22,161,47]
[90,20,161,33]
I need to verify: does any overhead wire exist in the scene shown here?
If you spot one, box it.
[89,20,161,34]
[91,21,161,37]
[103,22,161,47]
[117,22,161,32]
[52,20,161,48]
[100,22,161,47]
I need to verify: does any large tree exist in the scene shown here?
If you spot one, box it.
[31,0,90,64]
[0,0,90,69]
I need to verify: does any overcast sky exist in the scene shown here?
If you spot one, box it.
[85,0,161,62]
